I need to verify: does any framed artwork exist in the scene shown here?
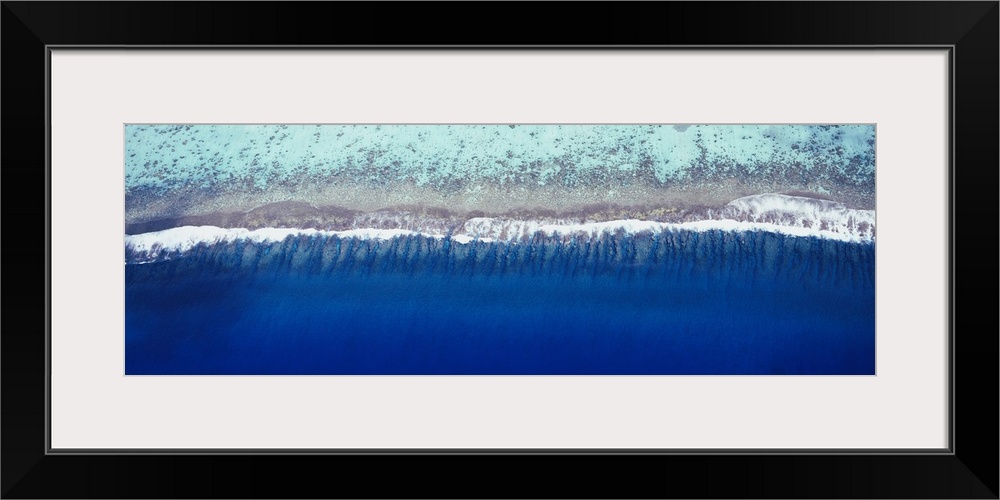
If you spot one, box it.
[123,123,876,376]
[4,2,996,498]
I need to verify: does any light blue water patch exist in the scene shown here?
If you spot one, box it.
[125,125,875,193]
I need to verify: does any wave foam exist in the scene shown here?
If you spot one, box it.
[126,194,873,264]
[459,194,873,243]
[125,227,428,263]
[724,194,874,236]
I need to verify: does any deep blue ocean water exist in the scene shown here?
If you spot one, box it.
[125,230,875,375]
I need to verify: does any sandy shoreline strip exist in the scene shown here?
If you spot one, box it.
[126,180,875,228]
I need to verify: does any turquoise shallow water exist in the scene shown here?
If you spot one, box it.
[126,124,875,194]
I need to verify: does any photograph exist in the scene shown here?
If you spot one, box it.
[125,124,876,375]
[6,0,993,496]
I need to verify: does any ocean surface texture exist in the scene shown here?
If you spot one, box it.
[125,125,876,375]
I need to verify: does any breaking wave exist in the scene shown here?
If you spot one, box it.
[125,194,874,264]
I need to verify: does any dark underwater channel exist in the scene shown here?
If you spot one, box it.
[125,230,875,375]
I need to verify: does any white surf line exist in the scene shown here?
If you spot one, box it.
[458,218,872,244]
[126,215,873,260]
[125,226,437,255]
[455,194,874,244]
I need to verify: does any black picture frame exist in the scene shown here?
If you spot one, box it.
[3,2,996,498]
